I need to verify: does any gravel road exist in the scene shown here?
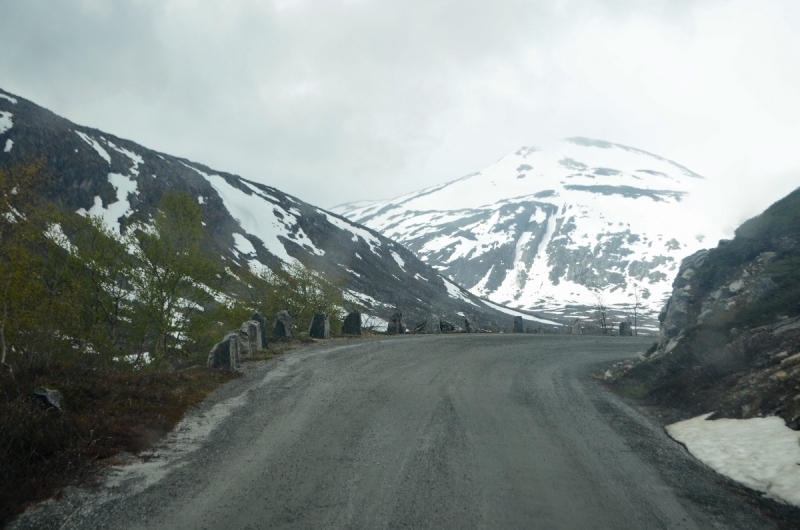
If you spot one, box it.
[11,335,784,529]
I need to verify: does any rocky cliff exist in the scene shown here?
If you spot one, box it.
[608,186,800,429]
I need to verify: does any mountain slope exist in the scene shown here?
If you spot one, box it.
[334,139,725,325]
[0,87,521,331]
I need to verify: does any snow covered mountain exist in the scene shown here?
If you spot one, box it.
[0,87,534,331]
[333,138,726,325]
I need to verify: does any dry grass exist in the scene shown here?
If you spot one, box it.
[0,359,236,527]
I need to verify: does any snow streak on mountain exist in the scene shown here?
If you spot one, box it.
[334,138,725,321]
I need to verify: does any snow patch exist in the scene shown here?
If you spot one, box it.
[443,278,479,307]
[0,111,12,135]
[667,414,800,507]
[75,131,111,164]
[184,164,296,263]
[390,251,405,270]
[3,139,11,153]
[0,93,18,104]
[77,173,139,235]
[232,233,257,255]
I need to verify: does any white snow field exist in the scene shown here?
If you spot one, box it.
[666,414,800,507]
[334,138,726,315]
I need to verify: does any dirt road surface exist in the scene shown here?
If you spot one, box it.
[10,335,784,529]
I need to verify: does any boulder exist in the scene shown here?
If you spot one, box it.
[239,320,263,356]
[464,315,477,333]
[207,332,242,371]
[619,322,633,336]
[440,319,456,332]
[273,310,292,338]
[251,312,268,348]
[309,313,331,339]
[747,277,777,305]
[342,311,362,335]
[513,316,524,333]
[387,311,406,334]
[32,387,64,411]
[422,314,441,334]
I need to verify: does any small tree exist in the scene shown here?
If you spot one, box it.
[593,292,609,335]
[126,191,225,361]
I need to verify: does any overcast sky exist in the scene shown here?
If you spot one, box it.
[1,0,799,229]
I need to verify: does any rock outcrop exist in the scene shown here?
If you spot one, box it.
[32,387,64,411]
[308,313,330,339]
[342,311,361,335]
[607,186,800,430]
[273,310,292,338]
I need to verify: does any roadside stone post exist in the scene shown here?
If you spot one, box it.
[207,332,242,371]
[387,311,406,334]
[239,320,263,356]
[342,311,362,335]
[309,313,331,339]
[273,310,292,338]
[619,322,633,336]
[513,316,524,333]
[464,315,477,333]
[251,312,268,348]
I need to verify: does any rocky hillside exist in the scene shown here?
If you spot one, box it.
[607,186,800,429]
[0,87,532,331]
[333,139,726,327]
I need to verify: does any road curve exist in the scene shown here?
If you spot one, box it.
[12,335,779,529]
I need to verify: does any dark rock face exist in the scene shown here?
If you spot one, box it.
[207,332,241,371]
[619,322,633,336]
[513,316,524,333]
[610,187,800,430]
[387,312,406,334]
[251,312,268,348]
[308,313,330,339]
[463,315,477,333]
[272,310,292,338]
[239,320,263,356]
[32,387,64,411]
[342,311,361,335]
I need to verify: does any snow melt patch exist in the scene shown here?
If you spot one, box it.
[0,93,17,104]
[443,278,479,307]
[3,139,11,153]
[75,131,111,164]
[232,233,257,255]
[667,414,800,507]
[480,298,563,326]
[390,251,405,270]
[0,111,12,135]
[184,164,296,263]
[77,173,138,235]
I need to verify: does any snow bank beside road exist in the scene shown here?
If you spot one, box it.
[667,414,800,507]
